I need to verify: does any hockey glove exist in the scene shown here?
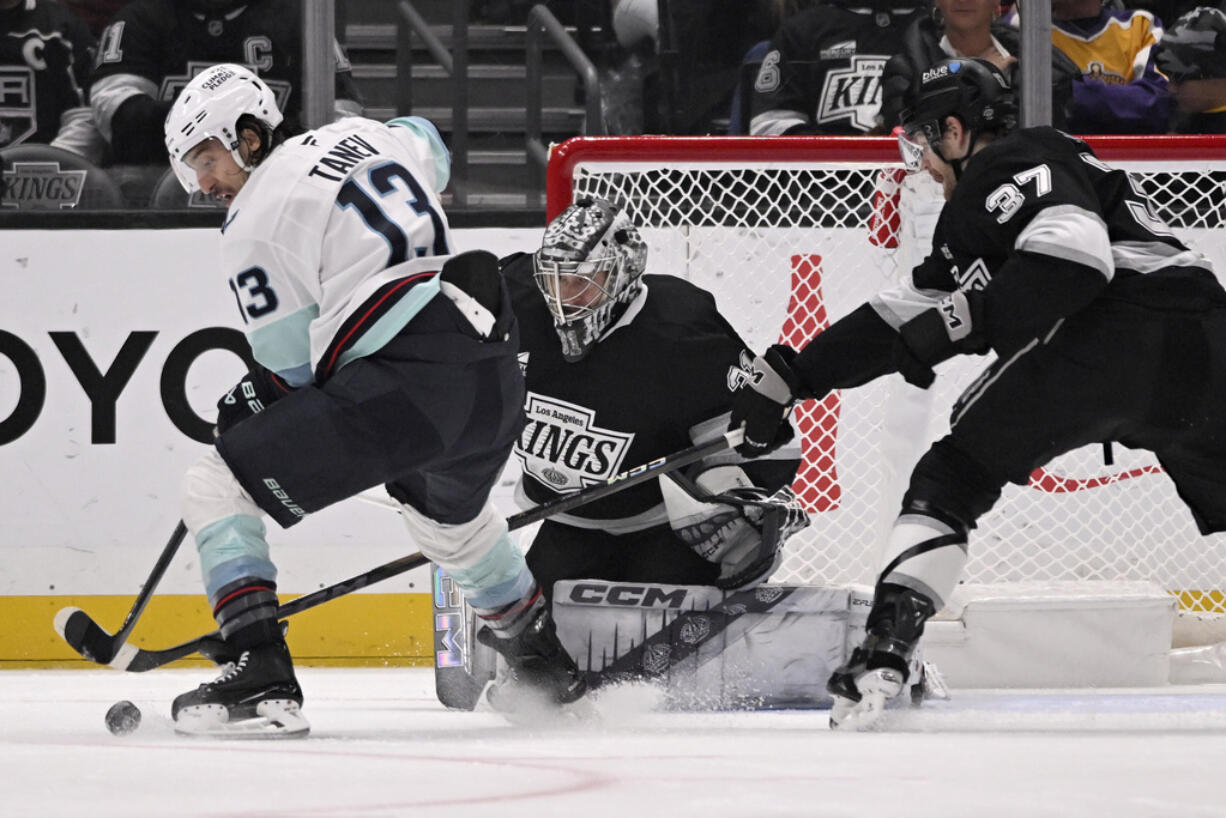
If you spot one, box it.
[660,466,810,590]
[894,291,986,389]
[215,367,295,436]
[729,344,800,458]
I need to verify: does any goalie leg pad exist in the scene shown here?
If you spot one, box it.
[553,580,850,708]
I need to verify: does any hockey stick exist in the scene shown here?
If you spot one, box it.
[91,429,747,673]
[52,520,188,665]
[106,550,433,672]
[433,428,746,709]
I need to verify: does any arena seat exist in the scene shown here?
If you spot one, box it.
[0,144,123,210]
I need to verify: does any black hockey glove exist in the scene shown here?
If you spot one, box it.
[215,367,295,436]
[729,344,800,458]
[894,291,986,389]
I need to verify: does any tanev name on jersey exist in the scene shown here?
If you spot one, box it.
[307,133,382,182]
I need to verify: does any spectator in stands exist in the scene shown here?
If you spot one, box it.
[882,0,1080,129]
[748,0,927,135]
[91,0,362,165]
[604,0,777,134]
[1007,0,1172,133]
[61,0,134,38]
[0,0,107,164]
[1124,0,1205,36]
[1154,5,1226,133]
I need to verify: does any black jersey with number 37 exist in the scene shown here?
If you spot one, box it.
[873,127,1223,360]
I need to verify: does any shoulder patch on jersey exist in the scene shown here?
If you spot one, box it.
[727,350,757,392]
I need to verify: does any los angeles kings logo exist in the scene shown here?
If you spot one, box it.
[817,55,886,132]
[516,394,634,492]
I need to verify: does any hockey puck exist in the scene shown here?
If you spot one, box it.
[105,700,141,736]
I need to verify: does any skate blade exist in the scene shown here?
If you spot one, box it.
[174,699,310,739]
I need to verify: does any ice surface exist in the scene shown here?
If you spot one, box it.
[2,667,1225,817]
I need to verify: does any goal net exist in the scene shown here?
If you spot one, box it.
[546,134,1226,615]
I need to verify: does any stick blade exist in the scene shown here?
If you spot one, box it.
[53,606,117,664]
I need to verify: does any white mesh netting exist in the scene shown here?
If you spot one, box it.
[553,136,1226,613]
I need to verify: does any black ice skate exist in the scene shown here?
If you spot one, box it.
[476,606,588,716]
[828,583,937,731]
[172,640,308,738]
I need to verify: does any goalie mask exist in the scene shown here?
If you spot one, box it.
[899,58,1015,177]
[533,198,648,362]
[164,63,284,194]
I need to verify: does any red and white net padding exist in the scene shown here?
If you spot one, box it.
[546,135,1226,614]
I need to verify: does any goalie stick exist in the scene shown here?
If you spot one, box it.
[53,521,187,665]
[60,430,746,673]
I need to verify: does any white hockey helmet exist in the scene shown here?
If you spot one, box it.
[164,63,284,193]
[533,197,648,362]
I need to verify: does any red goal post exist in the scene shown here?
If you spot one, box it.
[545,134,1226,614]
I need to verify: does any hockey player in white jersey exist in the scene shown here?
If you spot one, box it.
[162,63,585,736]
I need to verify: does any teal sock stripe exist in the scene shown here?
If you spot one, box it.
[444,530,534,609]
[197,514,277,599]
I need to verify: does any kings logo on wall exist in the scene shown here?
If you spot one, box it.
[2,159,87,209]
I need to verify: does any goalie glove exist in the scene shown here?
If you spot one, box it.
[660,465,810,590]
[215,366,295,437]
[729,345,801,458]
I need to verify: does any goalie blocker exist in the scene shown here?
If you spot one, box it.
[436,578,940,710]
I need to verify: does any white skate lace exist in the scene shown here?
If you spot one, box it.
[210,652,249,684]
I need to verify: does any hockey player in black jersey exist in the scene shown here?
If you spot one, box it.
[502,198,805,605]
[730,57,1226,729]
[91,0,361,164]
[0,0,105,163]
[749,0,926,135]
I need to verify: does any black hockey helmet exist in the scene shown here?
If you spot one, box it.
[898,58,1016,175]
[1155,7,1226,81]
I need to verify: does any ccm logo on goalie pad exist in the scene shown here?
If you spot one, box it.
[568,582,689,608]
